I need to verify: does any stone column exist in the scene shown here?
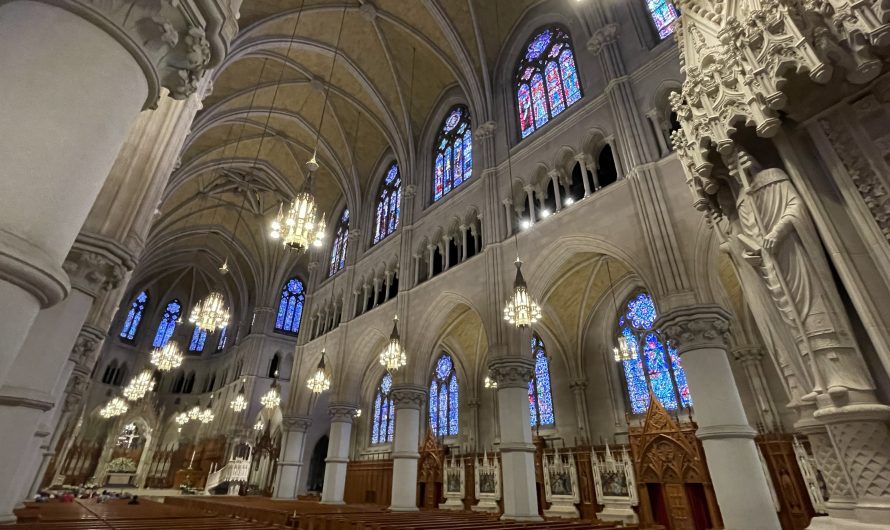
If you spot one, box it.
[569,379,591,444]
[0,0,234,386]
[658,305,780,530]
[576,154,597,193]
[795,411,858,519]
[389,384,425,512]
[732,347,781,433]
[427,245,436,278]
[273,415,312,499]
[460,225,468,262]
[442,237,451,270]
[502,199,514,235]
[489,356,541,521]
[321,403,358,504]
[524,187,536,223]
[548,170,563,212]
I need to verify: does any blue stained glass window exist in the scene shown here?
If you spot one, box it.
[619,292,692,414]
[152,299,181,348]
[374,163,401,244]
[429,353,458,436]
[646,0,679,39]
[120,290,148,342]
[529,335,556,427]
[329,208,350,277]
[432,105,472,202]
[371,372,395,444]
[216,326,228,352]
[189,325,208,353]
[514,26,583,139]
[274,277,305,335]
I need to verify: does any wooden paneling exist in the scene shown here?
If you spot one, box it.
[344,459,393,505]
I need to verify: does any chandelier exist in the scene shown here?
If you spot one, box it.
[504,258,541,328]
[254,418,265,431]
[484,375,498,389]
[122,370,155,401]
[307,350,331,394]
[260,378,281,409]
[612,333,638,362]
[270,184,326,252]
[175,412,190,426]
[100,397,128,419]
[150,341,183,372]
[187,404,202,421]
[199,398,215,424]
[379,316,407,371]
[189,291,230,333]
[230,383,247,412]
[355,409,362,418]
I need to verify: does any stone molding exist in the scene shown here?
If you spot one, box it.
[37,0,239,109]
[282,415,312,432]
[391,384,426,410]
[696,423,758,441]
[474,121,496,139]
[328,402,360,422]
[731,347,764,366]
[656,305,731,355]
[0,228,69,308]
[586,23,619,55]
[63,245,126,298]
[0,385,55,412]
[488,357,535,389]
[499,441,537,454]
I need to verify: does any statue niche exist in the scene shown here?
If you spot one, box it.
[712,150,874,404]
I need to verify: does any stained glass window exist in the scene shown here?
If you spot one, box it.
[433,105,473,201]
[329,208,350,277]
[619,292,692,414]
[429,353,458,436]
[216,326,228,352]
[152,299,181,348]
[371,372,395,444]
[646,0,679,39]
[274,277,305,335]
[373,163,401,244]
[188,325,208,353]
[529,335,556,427]
[119,290,148,342]
[514,26,583,139]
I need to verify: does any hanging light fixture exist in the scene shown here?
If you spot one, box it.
[504,255,541,328]
[199,396,215,424]
[189,290,230,333]
[379,315,407,371]
[100,397,129,419]
[484,375,498,389]
[122,369,156,401]
[187,403,202,421]
[306,350,331,394]
[355,409,362,418]
[230,380,248,412]
[175,411,190,426]
[254,418,265,431]
[260,377,281,409]
[150,341,183,372]
[606,259,637,362]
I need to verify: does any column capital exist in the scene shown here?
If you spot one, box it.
[68,329,101,366]
[731,346,764,366]
[282,414,312,432]
[488,357,535,389]
[328,402,360,422]
[47,0,239,109]
[63,245,127,298]
[475,121,497,139]
[348,228,362,240]
[586,23,619,55]
[656,304,732,356]
[402,185,417,199]
[391,384,426,410]
[569,378,587,391]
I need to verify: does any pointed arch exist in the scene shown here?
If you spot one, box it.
[274,277,305,335]
[514,25,582,139]
[372,162,401,245]
[429,353,459,436]
[188,325,208,353]
[119,290,148,342]
[152,299,181,348]
[329,208,350,277]
[433,105,473,201]
[618,292,692,414]
[370,372,395,445]
[529,334,556,427]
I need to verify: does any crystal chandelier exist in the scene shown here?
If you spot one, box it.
[612,333,638,362]
[189,291,230,333]
[175,412,190,426]
[122,369,155,401]
[230,383,247,412]
[504,258,541,328]
[355,409,362,418]
[379,316,407,371]
[270,183,326,252]
[187,404,202,421]
[150,341,183,372]
[254,418,265,431]
[199,397,215,424]
[260,378,281,409]
[100,397,128,419]
[484,375,498,389]
[306,350,331,394]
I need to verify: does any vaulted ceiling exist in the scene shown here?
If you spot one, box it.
[145,0,562,304]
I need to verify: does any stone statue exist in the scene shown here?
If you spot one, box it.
[718,152,873,402]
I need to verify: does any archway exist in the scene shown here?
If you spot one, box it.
[306,436,328,493]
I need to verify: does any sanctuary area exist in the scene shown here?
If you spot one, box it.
[2,1,890,529]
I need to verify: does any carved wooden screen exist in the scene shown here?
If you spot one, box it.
[757,433,816,529]
[345,456,393,505]
[416,429,444,509]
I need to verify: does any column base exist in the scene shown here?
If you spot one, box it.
[0,513,16,524]
[471,501,499,513]
[809,516,890,529]
[500,514,543,522]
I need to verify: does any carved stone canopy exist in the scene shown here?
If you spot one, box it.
[391,384,427,410]
[656,304,732,356]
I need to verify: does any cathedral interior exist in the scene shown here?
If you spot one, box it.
[3,0,890,529]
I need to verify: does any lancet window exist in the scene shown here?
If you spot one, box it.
[275,277,305,335]
[373,163,401,244]
[646,0,679,39]
[529,335,556,427]
[429,353,459,436]
[119,290,148,342]
[188,325,207,353]
[329,208,350,276]
[433,105,473,201]
[152,299,181,348]
[619,292,692,414]
[515,26,582,139]
[370,372,395,444]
